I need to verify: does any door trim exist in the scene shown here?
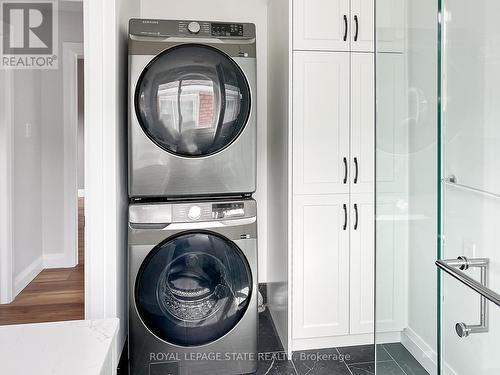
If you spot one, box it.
[53,42,85,270]
[0,70,14,304]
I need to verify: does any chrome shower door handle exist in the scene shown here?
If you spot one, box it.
[436,256,496,338]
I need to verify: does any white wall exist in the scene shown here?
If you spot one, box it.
[404,0,439,371]
[41,8,84,265]
[140,0,269,282]
[12,70,44,295]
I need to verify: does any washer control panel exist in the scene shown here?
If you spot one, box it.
[172,201,248,222]
[174,203,212,222]
[187,205,202,220]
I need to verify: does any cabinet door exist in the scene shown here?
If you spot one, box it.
[375,0,405,53]
[351,0,374,52]
[292,195,350,339]
[350,192,374,334]
[351,53,375,194]
[293,51,350,195]
[294,0,350,51]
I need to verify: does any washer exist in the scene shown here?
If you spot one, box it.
[128,199,258,375]
[128,19,257,199]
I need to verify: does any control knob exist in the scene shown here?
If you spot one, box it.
[187,21,201,34]
[188,205,202,220]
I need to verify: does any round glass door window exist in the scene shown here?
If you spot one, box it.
[135,44,251,157]
[135,231,253,347]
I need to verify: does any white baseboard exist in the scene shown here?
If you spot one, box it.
[402,327,458,375]
[292,331,401,352]
[78,189,85,198]
[14,255,43,297]
[43,252,77,269]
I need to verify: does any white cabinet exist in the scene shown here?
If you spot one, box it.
[293,51,350,195]
[292,49,376,345]
[292,195,350,339]
[350,192,375,334]
[293,51,375,196]
[290,0,378,350]
[351,0,375,52]
[351,53,375,194]
[293,0,351,51]
[293,0,374,52]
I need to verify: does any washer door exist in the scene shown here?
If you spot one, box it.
[135,44,251,157]
[135,231,253,347]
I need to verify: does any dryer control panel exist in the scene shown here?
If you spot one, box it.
[211,23,244,37]
[129,19,256,40]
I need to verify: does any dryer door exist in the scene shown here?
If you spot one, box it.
[135,231,253,347]
[135,44,252,157]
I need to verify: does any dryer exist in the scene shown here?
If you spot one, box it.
[128,19,257,199]
[128,199,258,375]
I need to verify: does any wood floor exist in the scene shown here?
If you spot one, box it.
[0,198,85,325]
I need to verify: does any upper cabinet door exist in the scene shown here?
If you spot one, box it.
[294,0,350,51]
[351,53,374,194]
[293,51,350,195]
[350,0,374,52]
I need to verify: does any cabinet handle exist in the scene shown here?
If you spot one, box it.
[354,157,359,184]
[343,15,348,41]
[354,15,359,41]
[343,157,348,184]
[343,204,347,231]
[354,203,359,230]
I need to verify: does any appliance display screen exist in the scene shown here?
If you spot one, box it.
[212,203,245,219]
[211,23,244,37]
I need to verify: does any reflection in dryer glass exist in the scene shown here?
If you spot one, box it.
[136,44,250,157]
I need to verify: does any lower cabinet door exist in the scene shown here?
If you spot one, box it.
[349,192,375,334]
[292,194,350,339]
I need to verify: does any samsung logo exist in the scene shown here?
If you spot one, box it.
[142,20,158,24]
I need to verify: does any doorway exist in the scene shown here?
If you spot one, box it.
[0,3,85,325]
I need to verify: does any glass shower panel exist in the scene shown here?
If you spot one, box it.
[440,0,500,373]
[375,0,438,374]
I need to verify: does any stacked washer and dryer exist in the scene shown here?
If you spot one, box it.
[127,19,258,375]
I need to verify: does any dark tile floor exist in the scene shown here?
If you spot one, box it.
[119,284,430,375]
